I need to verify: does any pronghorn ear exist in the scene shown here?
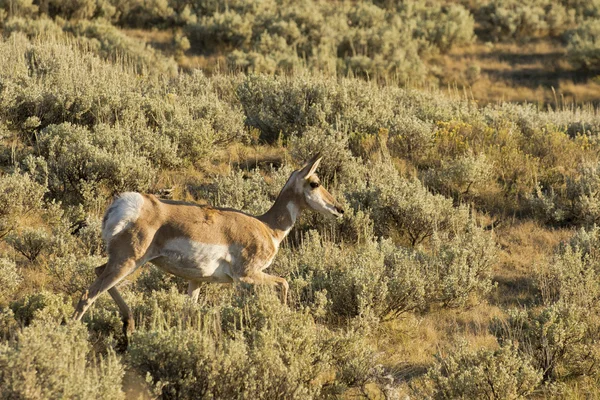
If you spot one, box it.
[299,153,322,178]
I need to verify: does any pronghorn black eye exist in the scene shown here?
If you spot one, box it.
[310,182,320,189]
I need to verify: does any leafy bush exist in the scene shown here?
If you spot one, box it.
[566,161,600,225]
[65,19,178,76]
[5,227,50,261]
[537,234,600,308]
[135,266,188,294]
[566,19,600,70]
[278,224,495,320]
[288,127,366,189]
[0,322,125,399]
[76,215,105,256]
[356,160,458,245]
[425,223,497,309]
[478,0,570,41]
[129,290,367,399]
[0,309,19,340]
[423,151,494,200]
[237,73,469,145]
[200,168,273,216]
[47,254,103,295]
[0,34,244,171]
[37,122,156,203]
[421,342,542,399]
[493,304,600,382]
[386,115,435,163]
[0,258,21,305]
[410,2,476,53]
[11,290,74,326]
[0,171,46,237]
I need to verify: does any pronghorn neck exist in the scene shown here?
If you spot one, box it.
[258,187,302,244]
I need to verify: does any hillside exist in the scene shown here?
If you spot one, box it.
[1,1,600,398]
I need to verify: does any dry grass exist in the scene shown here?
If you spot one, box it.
[492,220,574,308]
[434,40,600,105]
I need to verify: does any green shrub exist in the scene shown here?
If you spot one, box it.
[279,224,495,320]
[0,171,46,237]
[527,159,600,227]
[421,342,542,399]
[478,0,570,41]
[187,10,252,52]
[0,322,125,399]
[46,0,97,20]
[325,329,383,391]
[76,215,105,256]
[83,295,124,340]
[0,258,21,306]
[200,168,273,216]
[410,2,476,53]
[135,266,188,294]
[493,304,600,382]
[377,241,426,319]
[237,74,468,145]
[5,227,50,261]
[288,127,366,189]
[566,19,600,70]
[37,122,156,203]
[425,222,497,309]
[0,34,240,168]
[47,254,103,295]
[129,290,346,399]
[0,309,19,340]
[65,19,178,76]
[422,151,494,200]
[0,0,37,18]
[537,235,600,308]
[2,16,65,37]
[356,160,458,245]
[566,161,600,225]
[10,290,75,325]
[387,115,435,163]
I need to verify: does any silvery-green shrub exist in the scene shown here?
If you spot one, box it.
[493,303,600,382]
[0,258,21,306]
[0,171,46,237]
[5,227,50,262]
[421,342,542,399]
[10,290,75,326]
[0,322,125,399]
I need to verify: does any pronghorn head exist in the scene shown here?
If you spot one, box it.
[290,154,344,218]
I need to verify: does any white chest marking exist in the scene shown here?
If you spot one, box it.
[287,202,299,222]
[282,202,300,237]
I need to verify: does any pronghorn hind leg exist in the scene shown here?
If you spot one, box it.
[238,272,289,305]
[93,264,136,338]
[73,259,137,325]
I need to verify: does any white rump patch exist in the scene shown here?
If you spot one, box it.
[102,192,144,243]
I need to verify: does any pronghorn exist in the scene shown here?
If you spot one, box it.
[73,155,344,339]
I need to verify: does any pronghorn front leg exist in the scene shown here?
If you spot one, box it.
[93,264,135,337]
[238,272,289,305]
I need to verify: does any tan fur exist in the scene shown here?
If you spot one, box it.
[73,155,343,343]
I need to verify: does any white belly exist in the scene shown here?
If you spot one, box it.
[152,238,238,282]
